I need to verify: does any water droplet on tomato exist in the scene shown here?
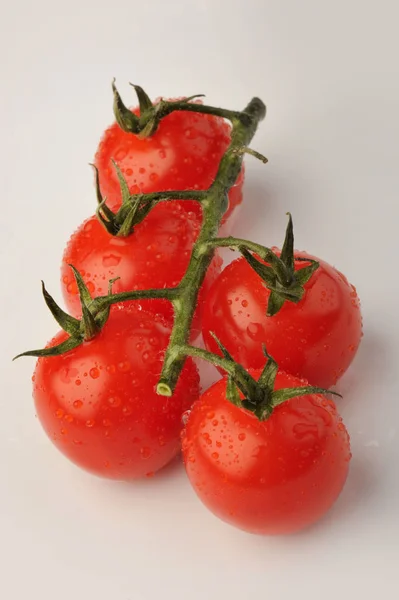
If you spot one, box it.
[182,410,191,425]
[85,419,95,428]
[238,432,246,441]
[118,361,131,373]
[55,408,64,419]
[241,299,248,307]
[89,367,100,379]
[73,399,83,409]
[140,447,151,459]
[115,148,127,161]
[125,167,133,176]
[67,281,78,295]
[247,322,262,338]
[108,396,121,408]
[102,254,121,267]
[149,172,159,183]
[64,414,74,423]
[211,452,219,459]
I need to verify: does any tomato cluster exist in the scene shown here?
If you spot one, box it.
[19,88,362,536]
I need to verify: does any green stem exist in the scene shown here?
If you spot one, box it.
[155,101,242,123]
[132,190,206,203]
[181,345,257,396]
[157,98,266,395]
[206,236,275,258]
[91,287,178,313]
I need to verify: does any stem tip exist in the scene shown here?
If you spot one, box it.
[157,382,173,397]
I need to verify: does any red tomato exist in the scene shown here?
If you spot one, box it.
[202,251,362,388]
[32,305,200,480]
[61,201,222,338]
[94,102,244,226]
[182,369,351,535]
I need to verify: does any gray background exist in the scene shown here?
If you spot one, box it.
[1,1,398,599]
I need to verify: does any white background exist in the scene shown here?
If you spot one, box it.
[1,1,398,598]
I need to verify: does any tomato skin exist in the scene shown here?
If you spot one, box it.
[94,104,244,226]
[202,251,362,388]
[32,306,200,480]
[182,369,351,535]
[61,201,222,337]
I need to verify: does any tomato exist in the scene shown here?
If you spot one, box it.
[61,201,222,338]
[202,251,362,388]
[94,102,244,227]
[182,369,351,535]
[32,305,200,480]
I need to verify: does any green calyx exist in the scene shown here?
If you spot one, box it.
[185,335,340,421]
[13,269,118,360]
[92,162,207,237]
[92,162,154,237]
[241,213,319,316]
[112,79,206,138]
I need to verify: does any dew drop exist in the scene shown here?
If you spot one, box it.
[238,432,246,441]
[67,281,78,295]
[211,452,219,460]
[247,322,262,338]
[108,396,121,408]
[115,148,127,161]
[55,409,64,419]
[182,410,191,426]
[89,367,100,379]
[102,254,121,267]
[140,447,151,459]
[85,419,95,428]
